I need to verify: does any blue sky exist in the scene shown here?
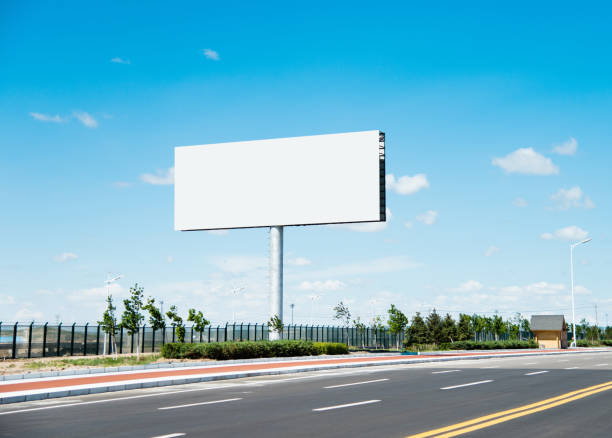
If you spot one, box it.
[1,1,610,326]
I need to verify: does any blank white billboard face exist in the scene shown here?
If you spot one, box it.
[174,130,385,231]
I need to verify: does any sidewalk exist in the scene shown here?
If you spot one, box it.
[0,348,605,404]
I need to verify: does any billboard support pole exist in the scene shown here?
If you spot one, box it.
[269,225,283,340]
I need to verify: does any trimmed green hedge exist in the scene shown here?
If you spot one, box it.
[576,339,612,347]
[161,340,348,360]
[440,340,539,350]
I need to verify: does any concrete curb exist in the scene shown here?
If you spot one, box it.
[1,349,607,405]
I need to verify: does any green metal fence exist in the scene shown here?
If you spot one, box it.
[0,322,404,359]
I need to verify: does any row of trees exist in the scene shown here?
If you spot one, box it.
[100,284,209,359]
[332,301,534,348]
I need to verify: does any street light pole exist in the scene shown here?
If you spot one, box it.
[290,303,295,325]
[570,238,591,348]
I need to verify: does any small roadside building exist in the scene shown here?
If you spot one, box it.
[530,315,568,349]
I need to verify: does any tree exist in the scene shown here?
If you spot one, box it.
[121,283,145,360]
[605,326,612,339]
[426,309,443,344]
[492,314,505,341]
[99,295,118,358]
[387,304,408,350]
[353,317,367,348]
[166,305,185,343]
[471,314,486,340]
[188,308,210,341]
[333,301,351,346]
[370,316,385,349]
[267,314,283,339]
[441,313,457,343]
[483,316,494,339]
[456,313,472,341]
[406,312,428,346]
[520,316,530,336]
[143,298,165,330]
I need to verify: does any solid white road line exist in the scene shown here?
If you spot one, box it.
[525,371,549,376]
[313,400,381,412]
[324,379,388,389]
[595,364,609,367]
[151,434,186,438]
[480,366,499,369]
[0,385,238,416]
[158,398,242,410]
[558,360,569,363]
[524,362,537,365]
[564,367,579,370]
[432,370,461,374]
[440,380,493,390]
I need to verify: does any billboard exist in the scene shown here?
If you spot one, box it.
[174,130,385,231]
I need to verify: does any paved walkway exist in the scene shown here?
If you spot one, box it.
[0,349,598,404]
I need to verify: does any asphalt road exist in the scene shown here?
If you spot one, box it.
[1,351,611,438]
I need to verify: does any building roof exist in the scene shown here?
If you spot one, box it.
[530,315,565,331]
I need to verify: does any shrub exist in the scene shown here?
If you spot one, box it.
[161,340,349,360]
[442,340,538,350]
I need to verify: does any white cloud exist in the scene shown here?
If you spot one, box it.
[416,210,438,225]
[492,148,559,175]
[15,307,43,321]
[202,48,220,60]
[450,280,484,293]
[404,222,413,229]
[386,173,429,195]
[113,181,131,188]
[298,280,346,292]
[167,256,174,263]
[513,197,528,207]
[68,283,126,306]
[73,111,98,128]
[0,294,15,305]
[140,167,174,185]
[53,252,78,263]
[553,137,578,156]
[541,225,589,241]
[208,230,229,236]
[551,186,595,210]
[29,112,64,123]
[574,285,592,295]
[287,257,312,266]
[342,208,391,232]
[484,246,500,257]
[298,255,421,279]
[110,57,130,64]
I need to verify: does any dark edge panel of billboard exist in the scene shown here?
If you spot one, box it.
[379,131,386,221]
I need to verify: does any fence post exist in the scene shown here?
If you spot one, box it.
[27,321,34,358]
[224,323,228,342]
[141,326,146,354]
[172,324,176,343]
[190,325,193,343]
[42,322,48,357]
[84,323,89,356]
[199,327,203,343]
[96,325,100,355]
[246,323,250,341]
[56,322,62,357]
[207,325,211,343]
[261,323,264,340]
[69,323,75,356]
[240,323,243,341]
[152,328,156,353]
[119,326,124,354]
[12,322,18,359]
[162,325,166,346]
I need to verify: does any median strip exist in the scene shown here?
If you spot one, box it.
[440,380,493,390]
[406,379,612,438]
[158,398,242,410]
[313,400,380,411]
